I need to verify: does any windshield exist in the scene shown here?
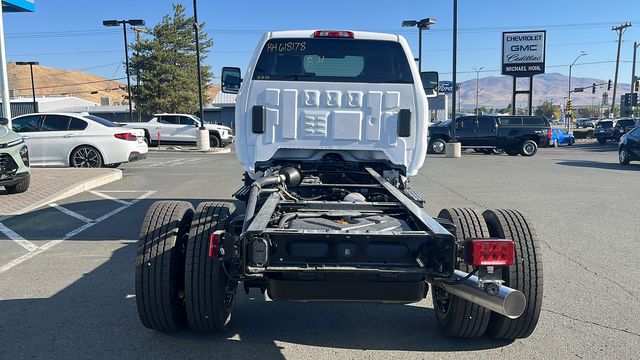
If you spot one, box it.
[253,38,413,84]
[85,115,117,127]
[596,121,613,129]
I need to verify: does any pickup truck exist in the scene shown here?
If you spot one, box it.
[428,115,551,156]
[118,113,234,147]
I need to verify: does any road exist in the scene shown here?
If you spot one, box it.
[1,144,639,359]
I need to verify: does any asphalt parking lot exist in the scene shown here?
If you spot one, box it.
[1,145,639,359]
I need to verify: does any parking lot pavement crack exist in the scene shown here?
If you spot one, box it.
[540,239,638,301]
[418,173,486,208]
[543,308,640,338]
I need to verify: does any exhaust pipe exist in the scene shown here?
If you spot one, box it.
[436,270,526,319]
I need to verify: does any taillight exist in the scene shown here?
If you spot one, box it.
[208,231,223,259]
[547,129,552,139]
[114,133,137,141]
[463,238,515,266]
[313,30,354,38]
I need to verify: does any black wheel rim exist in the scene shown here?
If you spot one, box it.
[73,148,100,168]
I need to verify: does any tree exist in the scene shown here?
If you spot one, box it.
[534,100,557,119]
[130,4,213,115]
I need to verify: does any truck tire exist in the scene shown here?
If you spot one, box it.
[519,140,538,156]
[135,201,194,331]
[185,202,237,331]
[429,138,447,154]
[4,176,30,194]
[209,135,221,148]
[432,208,492,338]
[482,209,543,339]
[505,148,519,156]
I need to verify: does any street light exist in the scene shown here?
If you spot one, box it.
[567,51,586,129]
[402,17,437,72]
[473,66,484,115]
[15,61,39,113]
[103,19,145,122]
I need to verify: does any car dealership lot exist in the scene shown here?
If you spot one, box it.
[0,147,639,359]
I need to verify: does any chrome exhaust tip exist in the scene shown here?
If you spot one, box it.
[436,270,526,319]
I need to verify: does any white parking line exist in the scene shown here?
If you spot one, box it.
[0,190,156,274]
[0,223,38,252]
[88,190,131,205]
[49,203,94,223]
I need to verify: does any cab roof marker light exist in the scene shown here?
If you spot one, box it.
[313,30,354,38]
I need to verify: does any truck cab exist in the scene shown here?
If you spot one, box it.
[221,30,438,178]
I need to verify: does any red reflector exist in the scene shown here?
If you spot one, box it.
[464,238,515,266]
[547,129,552,138]
[313,30,354,38]
[208,231,223,259]
[114,133,137,141]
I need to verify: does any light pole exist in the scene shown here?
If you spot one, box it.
[15,61,39,113]
[401,18,437,72]
[473,66,484,115]
[568,51,586,128]
[103,19,145,122]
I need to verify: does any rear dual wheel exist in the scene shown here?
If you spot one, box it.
[432,208,543,339]
[135,200,237,332]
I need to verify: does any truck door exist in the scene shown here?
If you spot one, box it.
[456,116,478,146]
[476,116,497,146]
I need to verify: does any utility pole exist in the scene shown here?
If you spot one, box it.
[611,23,632,116]
[473,66,483,115]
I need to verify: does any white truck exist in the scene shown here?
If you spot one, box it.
[133,30,543,340]
[118,113,234,147]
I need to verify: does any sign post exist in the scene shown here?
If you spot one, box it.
[0,1,35,125]
[502,30,546,115]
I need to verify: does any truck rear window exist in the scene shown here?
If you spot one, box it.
[596,122,613,129]
[498,117,547,126]
[252,38,413,84]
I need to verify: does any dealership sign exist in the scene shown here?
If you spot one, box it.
[502,30,546,77]
[438,81,460,94]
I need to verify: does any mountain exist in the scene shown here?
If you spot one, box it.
[456,72,631,108]
[7,62,128,104]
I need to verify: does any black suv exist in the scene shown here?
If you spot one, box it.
[428,115,551,156]
[594,120,617,144]
[618,125,640,164]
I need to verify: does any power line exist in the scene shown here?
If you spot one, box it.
[13,77,126,91]
[10,62,122,82]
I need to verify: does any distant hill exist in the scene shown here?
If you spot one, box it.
[7,62,128,104]
[457,72,630,108]
[7,62,221,106]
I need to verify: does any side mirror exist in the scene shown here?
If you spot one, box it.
[421,71,439,96]
[221,67,242,94]
[0,117,8,126]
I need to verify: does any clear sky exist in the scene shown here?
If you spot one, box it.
[3,0,640,86]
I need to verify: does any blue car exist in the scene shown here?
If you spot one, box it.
[549,128,575,147]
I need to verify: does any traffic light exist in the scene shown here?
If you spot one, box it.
[567,99,573,113]
[592,83,596,94]
[607,79,612,91]
[635,80,640,92]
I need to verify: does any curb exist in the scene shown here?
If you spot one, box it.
[148,147,232,154]
[2,169,122,218]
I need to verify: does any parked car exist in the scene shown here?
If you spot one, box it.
[117,114,234,148]
[614,118,640,140]
[12,112,148,168]
[594,119,617,144]
[618,125,640,165]
[549,128,575,147]
[0,117,30,193]
[428,115,551,156]
[575,118,596,128]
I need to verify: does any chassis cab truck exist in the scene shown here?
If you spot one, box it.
[135,30,543,339]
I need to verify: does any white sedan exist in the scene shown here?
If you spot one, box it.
[11,112,148,168]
